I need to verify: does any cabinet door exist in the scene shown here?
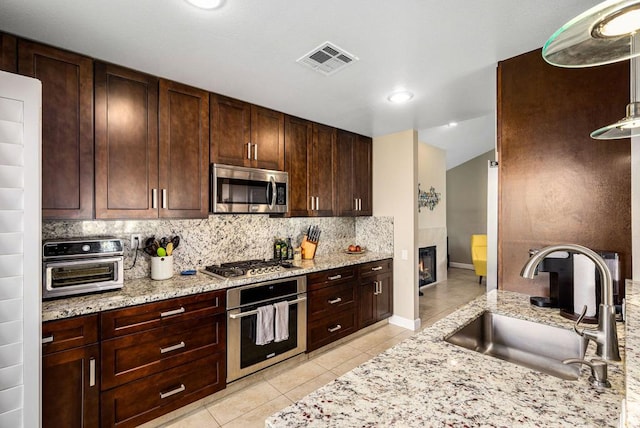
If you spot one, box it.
[285,115,312,216]
[335,130,356,216]
[251,105,284,170]
[358,278,376,329]
[354,135,372,215]
[95,62,159,219]
[375,271,393,321]
[309,123,335,216]
[159,79,209,218]
[210,94,251,167]
[18,40,94,219]
[43,344,100,428]
[0,33,16,72]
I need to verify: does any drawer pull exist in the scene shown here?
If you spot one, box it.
[160,383,186,399]
[328,274,342,281]
[371,266,383,271]
[328,324,342,333]
[160,341,186,354]
[42,335,54,345]
[328,297,342,304]
[161,307,185,318]
[89,357,96,387]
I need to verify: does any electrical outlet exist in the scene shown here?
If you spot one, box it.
[131,234,142,248]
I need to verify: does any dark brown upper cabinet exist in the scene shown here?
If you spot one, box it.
[309,123,335,216]
[94,62,159,219]
[335,130,372,216]
[285,116,313,216]
[211,94,284,171]
[0,32,16,72]
[158,79,210,218]
[18,40,94,219]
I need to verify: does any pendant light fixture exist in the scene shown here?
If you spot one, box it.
[542,0,640,140]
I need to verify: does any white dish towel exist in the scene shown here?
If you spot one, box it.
[274,301,289,342]
[255,305,275,345]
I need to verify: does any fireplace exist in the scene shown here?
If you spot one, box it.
[419,246,436,287]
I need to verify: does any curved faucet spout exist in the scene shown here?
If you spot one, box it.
[520,244,620,362]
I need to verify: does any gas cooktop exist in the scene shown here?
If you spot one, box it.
[201,259,300,279]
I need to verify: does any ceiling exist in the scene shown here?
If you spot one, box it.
[0,0,601,169]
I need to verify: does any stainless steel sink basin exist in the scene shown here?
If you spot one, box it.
[445,311,588,380]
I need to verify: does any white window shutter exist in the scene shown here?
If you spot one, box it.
[0,70,41,428]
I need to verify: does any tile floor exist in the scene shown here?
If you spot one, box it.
[144,268,486,428]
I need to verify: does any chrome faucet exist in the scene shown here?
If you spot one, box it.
[520,244,621,362]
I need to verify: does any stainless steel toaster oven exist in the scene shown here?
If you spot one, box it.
[42,237,124,299]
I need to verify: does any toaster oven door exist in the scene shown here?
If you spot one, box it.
[43,257,124,299]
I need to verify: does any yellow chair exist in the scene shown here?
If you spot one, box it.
[471,234,487,284]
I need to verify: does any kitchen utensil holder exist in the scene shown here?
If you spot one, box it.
[301,236,317,260]
[151,255,174,280]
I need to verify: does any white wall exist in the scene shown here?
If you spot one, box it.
[373,129,419,330]
[417,142,447,284]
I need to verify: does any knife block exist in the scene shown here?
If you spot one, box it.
[301,236,317,260]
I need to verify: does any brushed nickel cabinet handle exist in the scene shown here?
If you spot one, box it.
[247,142,252,159]
[311,196,315,211]
[359,198,362,211]
[162,189,167,209]
[89,357,96,387]
[254,143,258,160]
[374,280,380,295]
[328,324,342,333]
[371,266,383,271]
[328,297,342,304]
[328,274,342,281]
[160,307,185,318]
[160,341,186,354]
[160,384,185,399]
[42,335,54,345]
[152,188,158,209]
[316,196,319,210]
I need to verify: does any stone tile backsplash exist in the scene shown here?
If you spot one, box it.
[43,215,393,280]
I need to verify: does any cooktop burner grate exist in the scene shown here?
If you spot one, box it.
[202,259,297,279]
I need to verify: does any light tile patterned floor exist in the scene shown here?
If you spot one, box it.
[147,268,485,428]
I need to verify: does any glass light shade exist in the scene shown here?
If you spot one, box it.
[543,0,640,67]
[184,0,223,10]
[387,91,414,103]
[591,102,640,139]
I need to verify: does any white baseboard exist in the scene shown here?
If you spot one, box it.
[449,262,474,270]
[389,315,421,331]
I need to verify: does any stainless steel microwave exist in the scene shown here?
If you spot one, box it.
[211,164,288,214]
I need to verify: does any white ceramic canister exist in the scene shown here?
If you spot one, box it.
[151,255,174,280]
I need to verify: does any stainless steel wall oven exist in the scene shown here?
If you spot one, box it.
[226,275,306,382]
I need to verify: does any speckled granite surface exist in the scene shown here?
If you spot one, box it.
[625,280,639,427]
[266,290,626,427]
[42,252,392,321]
[43,215,393,281]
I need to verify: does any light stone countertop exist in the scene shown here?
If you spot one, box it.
[266,290,626,427]
[42,252,392,321]
[625,280,640,427]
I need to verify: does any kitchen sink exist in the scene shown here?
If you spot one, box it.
[445,311,588,380]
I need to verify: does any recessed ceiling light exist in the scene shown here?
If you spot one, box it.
[184,0,224,10]
[387,91,414,104]
[448,121,458,127]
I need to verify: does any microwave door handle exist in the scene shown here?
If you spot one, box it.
[267,176,276,210]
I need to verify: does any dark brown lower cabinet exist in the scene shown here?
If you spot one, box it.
[358,259,394,329]
[101,353,225,428]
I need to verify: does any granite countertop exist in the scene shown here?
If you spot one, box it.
[625,280,639,427]
[266,290,627,427]
[42,252,392,321]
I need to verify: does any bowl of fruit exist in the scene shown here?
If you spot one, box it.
[345,245,366,254]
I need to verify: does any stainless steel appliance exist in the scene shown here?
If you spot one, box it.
[226,275,307,382]
[202,259,300,279]
[211,163,288,214]
[42,237,124,299]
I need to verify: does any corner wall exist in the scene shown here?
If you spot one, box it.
[417,142,447,284]
[373,129,419,329]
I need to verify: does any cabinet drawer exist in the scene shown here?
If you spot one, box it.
[307,266,356,291]
[308,282,356,321]
[101,290,225,339]
[42,314,98,355]
[102,313,225,390]
[358,259,393,279]
[101,353,225,428]
[307,309,357,352]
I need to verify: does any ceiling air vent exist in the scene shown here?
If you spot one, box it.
[297,42,359,76]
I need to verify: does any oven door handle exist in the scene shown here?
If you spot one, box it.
[228,296,307,319]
